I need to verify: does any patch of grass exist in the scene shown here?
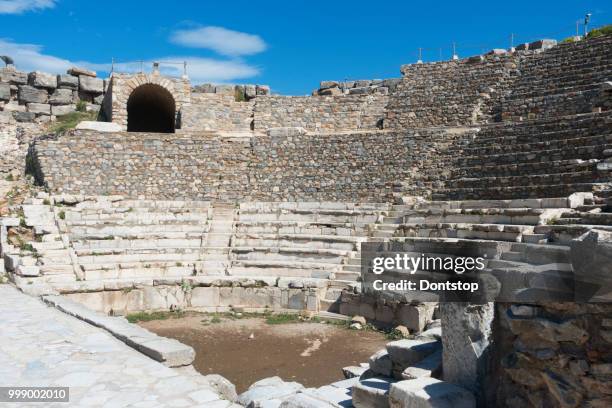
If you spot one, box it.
[4,174,14,181]
[76,100,87,112]
[265,313,302,325]
[560,36,577,44]
[587,24,612,39]
[385,328,405,340]
[42,198,51,205]
[58,210,65,220]
[210,316,222,324]
[126,310,185,323]
[49,111,98,135]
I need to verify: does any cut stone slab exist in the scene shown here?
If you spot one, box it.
[68,66,96,77]
[28,71,57,89]
[352,377,395,408]
[51,104,76,116]
[18,85,47,104]
[402,348,442,380]
[75,121,120,131]
[57,74,79,89]
[79,76,104,93]
[369,349,393,377]
[133,338,195,367]
[570,229,612,302]
[238,377,304,407]
[280,393,338,408]
[0,82,10,101]
[343,365,369,378]
[386,339,441,369]
[27,103,51,115]
[0,67,27,84]
[389,377,476,408]
[48,88,73,105]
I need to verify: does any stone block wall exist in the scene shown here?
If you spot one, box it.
[384,54,518,129]
[29,128,458,201]
[253,94,389,131]
[495,302,612,407]
[181,93,254,131]
[0,66,105,123]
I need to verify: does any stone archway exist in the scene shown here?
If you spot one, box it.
[107,72,191,131]
[127,84,176,133]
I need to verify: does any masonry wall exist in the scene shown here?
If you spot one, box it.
[253,94,388,131]
[384,54,518,128]
[495,302,612,407]
[29,128,458,201]
[181,93,254,131]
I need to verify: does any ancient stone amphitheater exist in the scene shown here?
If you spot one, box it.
[1,34,611,407]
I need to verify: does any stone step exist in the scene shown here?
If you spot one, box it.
[72,238,203,250]
[521,233,548,244]
[68,224,206,235]
[231,248,348,264]
[393,196,576,211]
[237,212,380,224]
[446,158,602,180]
[232,234,360,251]
[239,202,390,211]
[352,377,396,408]
[235,221,368,236]
[77,252,202,265]
[334,272,360,282]
[80,199,212,209]
[84,266,194,281]
[534,224,612,244]
[70,231,205,240]
[504,243,571,265]
[394,223,535,242]
[432,182,604,201]
[451,169,603,190]
[229,265,333,279]
[389,378,476,408]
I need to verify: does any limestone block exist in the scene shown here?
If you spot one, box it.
[190,286,220,307]
[68,67,96,77]
[18,85,47,104]
[386,338,441,371]
[0,82,10,101]
[0,67,27,84]
[75,121,121,132]
[57,74,79,89]
[528,39,557,50]
[28,71,57,89]
[389,378,476,408]
[51,104,76,116]
[245,84,256,99]
[369,349,392,377]
[318,87,342,96]
[440,302,494,401]
[12,111,35,122]
[215,85,234,95]
[256,84,270,95]
[401,348,442,380]
[79,76,104,94]
[238,377,303,407]
[2,101,25,112]
[49,88,73,105]
[134,337,195,367]
[352,377,395,408]
[202,374,238,402]
[570,229,612,302]
[280,393,337,407]
[27,103,51,115]
[320,81,339,89]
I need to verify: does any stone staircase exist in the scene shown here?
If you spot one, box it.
[424,111,612,200]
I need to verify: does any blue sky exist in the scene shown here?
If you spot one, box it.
[0,0,609,95]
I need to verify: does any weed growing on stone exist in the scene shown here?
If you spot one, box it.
[49,111,98,135]
[58,210,65,220]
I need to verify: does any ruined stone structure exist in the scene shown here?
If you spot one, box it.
[1,33,612,408]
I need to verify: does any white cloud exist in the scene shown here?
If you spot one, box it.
[0,0,55,14]
[0,39,260,84]
[170,26,266,57]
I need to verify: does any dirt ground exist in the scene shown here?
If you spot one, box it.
[140,314,388,392]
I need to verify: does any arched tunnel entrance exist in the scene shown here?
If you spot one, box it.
[127,84,176,133]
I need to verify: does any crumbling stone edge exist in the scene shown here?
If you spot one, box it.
[41,294,195,367]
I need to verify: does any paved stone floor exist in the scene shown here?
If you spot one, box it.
[0,284,231,408]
